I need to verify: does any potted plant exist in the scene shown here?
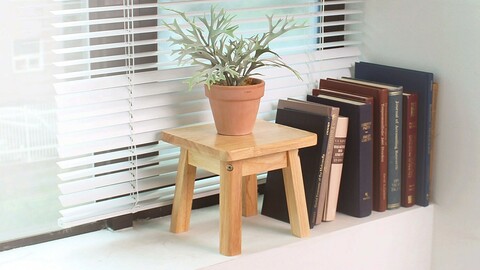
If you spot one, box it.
[163,7,306,135]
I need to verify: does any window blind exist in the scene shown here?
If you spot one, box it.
[53,0,363,228]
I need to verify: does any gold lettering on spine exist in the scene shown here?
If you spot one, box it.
[391,178,401,192]
[394,100,400,171]
[332,138,346,164]
[361,121,372,143]
[380,103,387,163]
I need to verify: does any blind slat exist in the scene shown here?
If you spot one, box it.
[57,143,168,169]
[58,181,221,228]
[57,155,169,182]
[57,101,210,133]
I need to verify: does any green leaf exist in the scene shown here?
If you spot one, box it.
[162,6,307,89]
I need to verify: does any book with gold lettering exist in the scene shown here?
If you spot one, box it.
[320,78,388,212]
[402,93,418,207]
[339,77,403,210]
[307,94,373,218]
[354,61,434,207]
[323,116,348,221]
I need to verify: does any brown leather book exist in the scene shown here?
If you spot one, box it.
[312,89,374,134]
[320,78,389,212]
[401,93,418,207]
[313,88,374,105]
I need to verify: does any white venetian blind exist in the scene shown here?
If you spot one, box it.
[53,0,363,228]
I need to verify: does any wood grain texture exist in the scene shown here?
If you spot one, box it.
[170,149,197,233]
[241,152,287,176]
[160,120,317,161]
[163,120,315,255]
[219,160,243,256]
[188,151,221,175]
[282,150,310,238]
[242,175,258,217]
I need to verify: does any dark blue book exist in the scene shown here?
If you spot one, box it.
[261,108,332,228]
[355,62,433,207]
[307,94,373,218]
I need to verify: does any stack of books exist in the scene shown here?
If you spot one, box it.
[262,62,437,227]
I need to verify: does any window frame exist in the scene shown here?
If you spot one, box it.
[0,0,360,251]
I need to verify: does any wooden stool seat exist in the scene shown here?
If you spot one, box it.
[160,120,316,256]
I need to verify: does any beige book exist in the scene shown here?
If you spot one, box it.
[323,116,349,221]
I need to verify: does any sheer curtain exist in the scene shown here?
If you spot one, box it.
[52,0,363,228]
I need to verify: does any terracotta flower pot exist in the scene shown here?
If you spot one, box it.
[204,78,265,136]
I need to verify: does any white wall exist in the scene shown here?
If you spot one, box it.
[359,1,480,269]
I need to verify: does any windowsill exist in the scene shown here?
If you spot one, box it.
[0,196,434,270]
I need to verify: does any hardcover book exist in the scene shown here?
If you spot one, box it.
[312,88,373,134]
[339,77,403,210]
[261,108,332,228]
[323,116,348,221]
[313,88,374,105]
[402,93,418,207]
[429,83,439,201]
[354,61,434,206]
[307,94,373,218]
[320,78,388,212]
[278,99,340,225]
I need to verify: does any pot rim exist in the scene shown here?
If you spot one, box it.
[204,79,265,101]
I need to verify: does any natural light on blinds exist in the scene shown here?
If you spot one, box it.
[52,0,363,228]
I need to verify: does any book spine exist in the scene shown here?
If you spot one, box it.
[375,96,388,212]
[357,105,374,216]
[315,115,338,225]
[323,117,348,221]
[428,83,439,202]
[387,91,403,209]
[312,117,331,226]
[401,94,418,207]
[416,79,434,207]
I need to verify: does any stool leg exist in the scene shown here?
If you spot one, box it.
[282,150,310,238]
[242,175,258,217]
[219,160,243,256]
[170,148,197,233]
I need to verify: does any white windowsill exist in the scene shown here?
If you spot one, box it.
[0,196,434,270]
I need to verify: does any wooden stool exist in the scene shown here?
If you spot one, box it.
[160,120,316,256]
